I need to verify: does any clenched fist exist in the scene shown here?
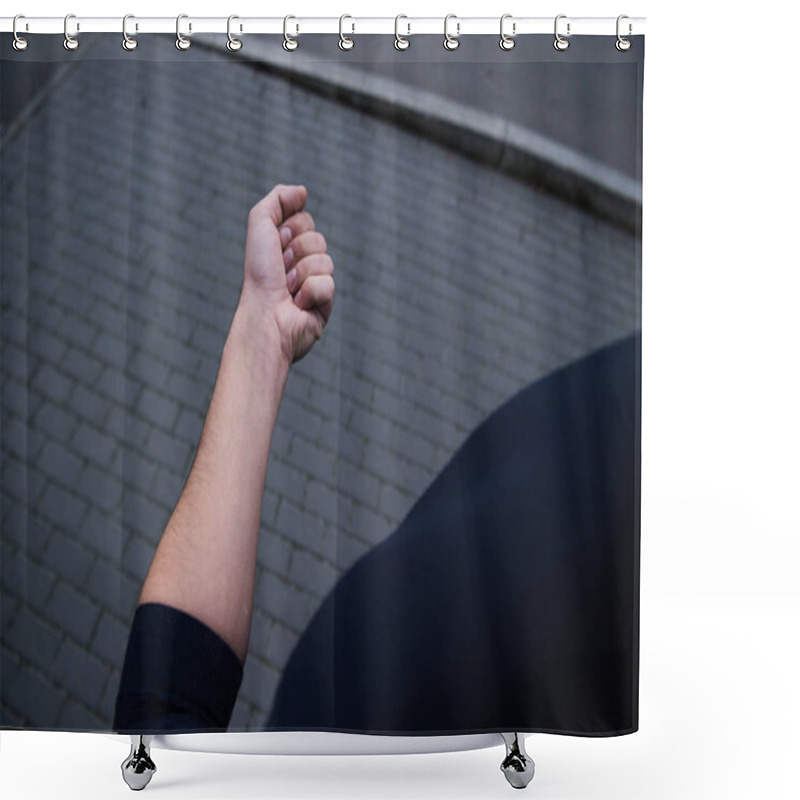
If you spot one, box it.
[241,184,335,365]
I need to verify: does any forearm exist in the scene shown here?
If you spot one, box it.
[138,290,289,664]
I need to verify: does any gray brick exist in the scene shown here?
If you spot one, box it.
[1,342,28,382]
[92,612,129,667]
[45,581,100,646]
[289,436,337,485]
[74,464,124,513]
[238,657,280,707]
[350,503,390,545]
[255,574,312,634]
[337,461,380,509]
[60,347,105,386]
[276,500,336,563]
[1,454,27,505]
[387,422,439,470]
[136,388,179,431]
[361,441,406,486]
[348,404,393,444]
[122,535,155,583]
[70,383,112,426]
[5,667,68,728]
[41,531,94,586]
[4,606,63,669]
[174,407,204,445]
[123,490,169,544]
[85,557,122,608]
[1,498,27,546]
[337,428,366,466]
[120,449,157,494]
[335,534,370,570]
[378,483,414,523]
[190,323,225,358]
[92,332,126,366]
[145,426,192,476]
[288,550,337,599]
[53,637,111,710]
[149,467,185,510]
[257,532,293,577]
[77,507,124,562]
[94,367,127,404]
[58,699,105,730]
[228,700,251,731]
[58,314,96,350]
[37,439,84,483]
[118,572,143,619]
[1,541,25,597]
[71,423,118,469]
[1,590,21,630]
[38,481,90,532]
[1,377,28,419]
[267,461,307,506]
[30,364,74,404]
[304,480,339,522]
[99,669,121,721]
[265,623,300,669]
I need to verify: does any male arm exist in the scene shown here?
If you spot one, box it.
[137,183,335,665]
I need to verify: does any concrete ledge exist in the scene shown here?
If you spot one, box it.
[206,39,641,232]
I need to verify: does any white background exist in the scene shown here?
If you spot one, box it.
[2,0,799,798]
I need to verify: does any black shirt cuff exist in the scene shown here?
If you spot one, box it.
[114,602,244,734]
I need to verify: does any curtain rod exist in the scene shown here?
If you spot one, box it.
[0,15,646,37]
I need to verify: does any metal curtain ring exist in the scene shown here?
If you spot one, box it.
[283,15,298,51]
[554,14,570,51]
[176,13,191,50]
[12,14,28,51]
[63,13,79,51]
[394,14,410,50]
[122,14,138,51]
[499,14,515,51]
[616,14,632,51]
[443,14,460,51]
[339,14,354,50]
[227,15,243,51]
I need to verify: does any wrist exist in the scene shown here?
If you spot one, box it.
[232,288,292,377]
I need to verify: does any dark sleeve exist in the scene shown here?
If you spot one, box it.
[113,602,244,734]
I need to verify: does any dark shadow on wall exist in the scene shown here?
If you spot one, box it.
[267,331,641,735]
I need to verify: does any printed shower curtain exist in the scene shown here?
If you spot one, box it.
[1,30,643,737]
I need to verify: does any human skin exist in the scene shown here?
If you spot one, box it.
[137,184,335,665]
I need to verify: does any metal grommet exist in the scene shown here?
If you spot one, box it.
[12,14,28,51]
[63,13,79,51]
[339,14,354,50]
[122,14,138,51]
[443,14,460,51]
[283,15,298,51]
[227,15,243,51]
[176,13,191,50]
[616,14,632,51]
[499,14,515,51]
[394,14,410,50]
[554,14,570,51]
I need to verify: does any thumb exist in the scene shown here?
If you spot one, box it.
[250,184,307,229]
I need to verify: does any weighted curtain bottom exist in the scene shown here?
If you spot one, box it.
[114,331,639,737]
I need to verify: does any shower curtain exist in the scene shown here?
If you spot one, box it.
[1,30,643,738]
